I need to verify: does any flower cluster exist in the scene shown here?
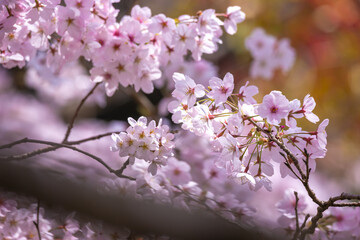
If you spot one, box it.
[245,28,296,80]
[107,131,256,225]
[169,72,328,191]
[111,117,175,175]
[0,0,245,96]
[89,4,244,95]
[0,190,133,239]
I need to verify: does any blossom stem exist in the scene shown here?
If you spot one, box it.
[225,100,238,111]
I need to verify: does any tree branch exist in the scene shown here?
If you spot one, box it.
[0,138,135,181]
[292,191,300,240]
[245,118,360,239]
[299,192,360,239]
[62,82,100,144]
[65,131,120,145]
[0,137,30,149]
[247,118,323,206]
[32,199,42,240]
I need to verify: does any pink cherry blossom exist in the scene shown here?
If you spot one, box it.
[249,55,277,80]
[130,5,151,24]
[245,28,276,59]
[224,6,245,35]
[302,94,320,123]
[148,14,176,34]
[257,90,290,125]
[329,207,358,232]
[276,189,307,218]
[197,9,222,34]
[313,118,329,150]
[56,6,84,37]
[207,72,234,106]
[237,81,259,105]
[246,28,296,80]
[273,38,296,73]
[164,157,192,185]
[172,72,205,107]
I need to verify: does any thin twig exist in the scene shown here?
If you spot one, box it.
[303,149,310,181]
[0,132,120,161]
[247,118,306,180]
[0,138,135,181]
[332,202,360,207]
[33,199,42,240]
[329,192,360,202]
[62,83,100,144]
[300,214,310,231]
[66,131,120,145]
[299,206,327,239]
[113,159,130,176]
[292,191,300,240]
[280,152,302,181]
[0,132,120,149]
[0,145,60,159]
[0,137,29,149]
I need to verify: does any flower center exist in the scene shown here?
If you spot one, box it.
[173,168,181,176]
[271,106,278,113]
[220,86,228,94]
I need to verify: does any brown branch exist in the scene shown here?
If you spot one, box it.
[0,138,30,149]
[0,132,120,161]
[299,206,329,239]
[332,202,360,207]
[1,146,60,160]
[32,199,42,240]
[299,192,360,239]
[329,192,360,202]
[292,191,300,240]
[280,153,302,181]
[0,138,135,181]
[300,214,310,231]
[244,118,360,239]
[62,82,100,144]
[113,159,130,177]
[247,118,323,207]
[66,131,120,145]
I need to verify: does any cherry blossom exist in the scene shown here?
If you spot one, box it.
[245,28,296,80]
[276,189,307,218]
[111,117,174,175]
[207,72,234,106]
[257,91,290,126]
[172,72,205,107]
[224,6,245,35]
